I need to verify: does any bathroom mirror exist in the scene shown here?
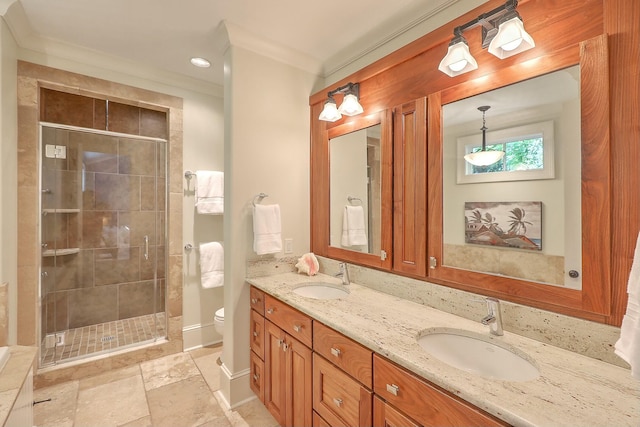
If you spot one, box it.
[325,110,393,270]
[329,124,381,254]
[429,36,611,318]
[442,66,582,289]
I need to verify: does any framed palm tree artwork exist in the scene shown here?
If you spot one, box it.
[464,201,542,250]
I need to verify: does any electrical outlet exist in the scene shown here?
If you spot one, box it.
[284,238,293,254]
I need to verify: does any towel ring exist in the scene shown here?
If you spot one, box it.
[253,193,268,206]
[347,196,362,205]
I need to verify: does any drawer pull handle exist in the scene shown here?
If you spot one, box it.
[276,339,283,348]
[330,347,341,357]
[282,343,289,352]
[267,308,274,314]
[251,298,258,304]
[253,374,259,381]
[253,331,258,337]
[333,398,343,407]
[386,383,400,396]
[293,324,302,333]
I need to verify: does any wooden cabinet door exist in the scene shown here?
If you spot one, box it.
[264,320,286,425]
[373,396,420,427]
[285,333,313,427]
[250,309,265,359]
[393,98,427,277]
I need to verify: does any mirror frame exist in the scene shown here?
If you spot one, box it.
[314,110,393,270]
[428,35,611,321]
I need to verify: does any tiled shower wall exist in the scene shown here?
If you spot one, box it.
[40,126,166,334]
[17,61,185,386]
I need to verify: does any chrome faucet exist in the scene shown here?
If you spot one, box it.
[481,297,504,336]
[334,262,350,285]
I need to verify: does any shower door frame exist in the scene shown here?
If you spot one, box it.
[38,122,169,367]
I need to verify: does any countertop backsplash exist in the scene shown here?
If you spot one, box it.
[247,255,627,369]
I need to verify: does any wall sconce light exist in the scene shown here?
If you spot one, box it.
[464,105,505,166]
[319,82,364,122]
[438,0,534,77]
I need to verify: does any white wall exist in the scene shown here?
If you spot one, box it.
[220,43,316,407]
[0,17,18,345]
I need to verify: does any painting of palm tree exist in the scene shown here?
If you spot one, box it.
[464,201,542,250]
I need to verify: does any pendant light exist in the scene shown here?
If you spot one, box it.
[464,106,505,167]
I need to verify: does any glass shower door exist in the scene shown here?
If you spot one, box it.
[40,124,167,366]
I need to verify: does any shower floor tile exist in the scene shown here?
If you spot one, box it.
[41,312,166,366]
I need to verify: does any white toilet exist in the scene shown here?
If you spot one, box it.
[214,307,224,336]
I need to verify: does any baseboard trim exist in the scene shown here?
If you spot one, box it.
[182,321,221,351]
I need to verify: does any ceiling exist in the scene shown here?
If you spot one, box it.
[2,0,458,89]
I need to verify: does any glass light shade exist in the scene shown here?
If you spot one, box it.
[488,16,535,59]
[319,99,342,122]
[190,57,211,68]
[338,93,364,116]
[438,41,478,77]
[464,150,505,166]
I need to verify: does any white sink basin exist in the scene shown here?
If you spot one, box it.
[292,282,349,300]
[417,329,539,382]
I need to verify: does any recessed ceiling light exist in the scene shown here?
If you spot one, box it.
[190,57,211,68]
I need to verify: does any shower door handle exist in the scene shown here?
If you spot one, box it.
[144,235,149,260]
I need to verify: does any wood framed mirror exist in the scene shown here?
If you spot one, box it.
[428,35,611,321]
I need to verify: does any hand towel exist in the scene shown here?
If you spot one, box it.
[199,241,224,289]
[341,205,368,247]
[253,204,282,255]
[615,231,640,379]
[195,171,224,214]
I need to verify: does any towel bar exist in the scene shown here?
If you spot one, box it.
[184,170,196,180]
[347,196,362,204]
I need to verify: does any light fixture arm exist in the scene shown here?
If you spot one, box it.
[326,82,360,100]
[479,105,490,151]
[450,0,519,48]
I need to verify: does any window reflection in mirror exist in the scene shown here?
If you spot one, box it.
[329,124,381,255]
[442,66,582,289]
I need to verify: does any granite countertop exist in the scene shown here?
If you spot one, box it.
[248,272,640,427]
[0,345,37,426]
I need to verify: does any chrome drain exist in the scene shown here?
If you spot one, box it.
[101,336,116,342]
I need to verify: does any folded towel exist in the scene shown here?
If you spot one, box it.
[199,241,224,289]
[195,171,224,214]
[295,253,319,276]
[615,231,640,379]
[341,205,368,247]
[253,204,282,255]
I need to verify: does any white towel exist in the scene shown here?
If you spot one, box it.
[253,204,282,255]
[341,205,368,247]
[195,171,224,214]
[199,242,224,289]
[615,231,640,379]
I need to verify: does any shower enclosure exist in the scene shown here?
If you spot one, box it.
[39,124,167,367]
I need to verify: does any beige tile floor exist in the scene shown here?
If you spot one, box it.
[33,345,280,427]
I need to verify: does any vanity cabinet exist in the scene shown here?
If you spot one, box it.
[393,98,428,277]
[263,295,313,427]
[249,287,265,401]
[373,396,420,427]
[373,355,508,427]
[313,321,373,426]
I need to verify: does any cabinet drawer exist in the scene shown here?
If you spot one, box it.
[250,309,265,359]
[373,355,507,427]
[313,321,372,388]
[373,395,420,427]
[264,295,312,348]
[313,353,372,427]
[250,286,265,315]
[250,351,264,403]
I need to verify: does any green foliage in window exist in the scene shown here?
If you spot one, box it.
[470,137,544,175]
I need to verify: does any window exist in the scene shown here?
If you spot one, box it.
[457,120,555,184]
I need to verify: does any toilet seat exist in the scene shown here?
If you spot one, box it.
[214,307,224,321]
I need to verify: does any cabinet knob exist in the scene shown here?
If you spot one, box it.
[276,339,282,347]
[267,308,274,314]
[253,374,259,381]
[333,398,343,407]
[293,324,302,333]
[330,347,341,357]
[253,331,258,337]
[282,343,289,352]
[386,383,400,396]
